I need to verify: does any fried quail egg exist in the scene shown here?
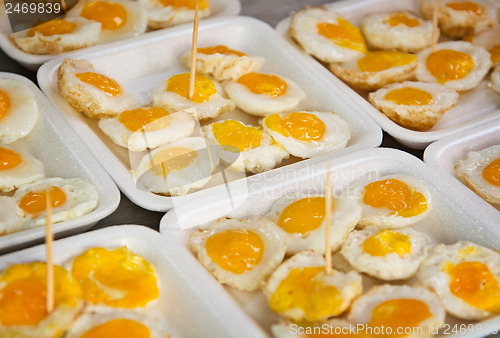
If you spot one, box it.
[152,72,235,121]
[99,106,194,152]
[348,284,445,337]
[57,58,137,118]
[466,26,500,66]
[261,111,350,158]
[416,41,491,91]
[368,81,459,130]
[418,241,500,319]
[455,144,500,205]
[181,45,265,81]
[352,175,432,228]
[67,0,147,43]
[492,65,500,93]
[329,51,418,91]
[138,0,210,30]
[0,78,38,144]
[202,119,289,173]
[0,262,84,338]
[266,194,361,255]
[0,146,44,192]
[13,177,99,228]
[0,196,28,236]
[289,7,367,63]
[264,251,362,322]
[341,227,433,280]
[70,246,159,308]
[222,72,305,117]
[135,137,219,196]
[272,318,356,338]
[190,217,287,291]
[10,17,101,55]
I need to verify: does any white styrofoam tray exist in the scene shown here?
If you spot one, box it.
[424,116,500,215]
[0,0,241,70]
[275,0,500,149]
[0,225,266,338]
[160,148,500,337]
[0,72,120,254]
[38,16,382,212]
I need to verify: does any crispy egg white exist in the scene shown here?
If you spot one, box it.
[466,26,500,67]
[491,65,500,93]
[0,146,44,193]
[138,0,210,30]
[0,196,28,236]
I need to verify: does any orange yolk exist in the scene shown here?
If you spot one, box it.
[71,247,159,308]
[167,73,216,103]
[79,319,151,338]
[205,229,264,274]
[446,2,484,16]
[76,72,122,96]
[265,112,326,141]
[489,45,500,64]
[386,12,420,27]
[483,158,500,187]
[212,120,262,152]
[158,0,208,10]
[27,19,77,37]
[317,18,367,53]
[237,72,288,97]
[0,147,22,171]
[150,147,197,177]
[449,261,500,313]
[269,267,342,321]
[118,107,170,132]
[363,230,412,257]
[81,1,127,30]
[358,51,417,72]
[363,179,428,217]
[18,186,67,216]
[197,45,246,57]
[385,87,433,105]
[426,49,475,83]
[277,197,330,234]
[0,89,10,120]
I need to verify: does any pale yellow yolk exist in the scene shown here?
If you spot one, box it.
[363,179,428,217]
[489,45,500,64]
[277,197,330,234]
[81,1,127,30]
[0,147,22,171]
[71,247,159,308]
[212,120,262,152]
[27,19,77,37]
[76,72,122,96]
[449,261,500,313]
[358,51,417,72]
[197,45,246,57]
[363,230,412,257]
[269,267,343,321]
[167,73,216,103]
[0,263,82,327]
[426,49,475,83]
[0,89,10,120]
[158,0,208,10]
[205,229,264,274]
[237,72,287,97]
[385,87,433,106]
[386,13,420,27]
[265,112,326,141]
[118,107,170,132]
[150,147,197,177]
[317,18,367,53]
[79,319,151,338]
[446,2,484,16]
[483,158,500,187]
[19,186,67,216]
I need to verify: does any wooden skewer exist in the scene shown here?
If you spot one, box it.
[432,0,439,52]
[45,190,54,313]
[188,0,200,100]
[324,162,333,275]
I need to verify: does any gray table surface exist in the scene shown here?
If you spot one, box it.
[0,0,423,231]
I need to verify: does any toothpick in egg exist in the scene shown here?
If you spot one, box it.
[324,161,333,275]
[45,190,55,313]
[189,0,200,100]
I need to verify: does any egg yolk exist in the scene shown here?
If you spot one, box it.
[358,51,417,72]
[0,89,10,120]
[277,197,330,234]
[265,112,326,142]
[269,267,343,321]
[449,261,500,313]
[446,2,484,16]
[363,230,412,257]
[76,72,122,96]
[386,12,420,27]
[384,87,433,105]
[150,147,197,177]
[426,49,475,83]
[317,18,367,53]
[489,45,500,65]
[81,1,127,30]
[197,45,246,56]
[237,72,288,97]
[212,120,262,152]
[0,147,22,171]
[19,186,67,216]
[363,179,428,218]
[205,229,264,274]
[79,319,150,338]
[71,247,159,308]
[483,158,500,187]
[27,19,77,37]
[159,0,208,10]
[0,263,82,327]
[119,107,170,132]
[167,73,216,103]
